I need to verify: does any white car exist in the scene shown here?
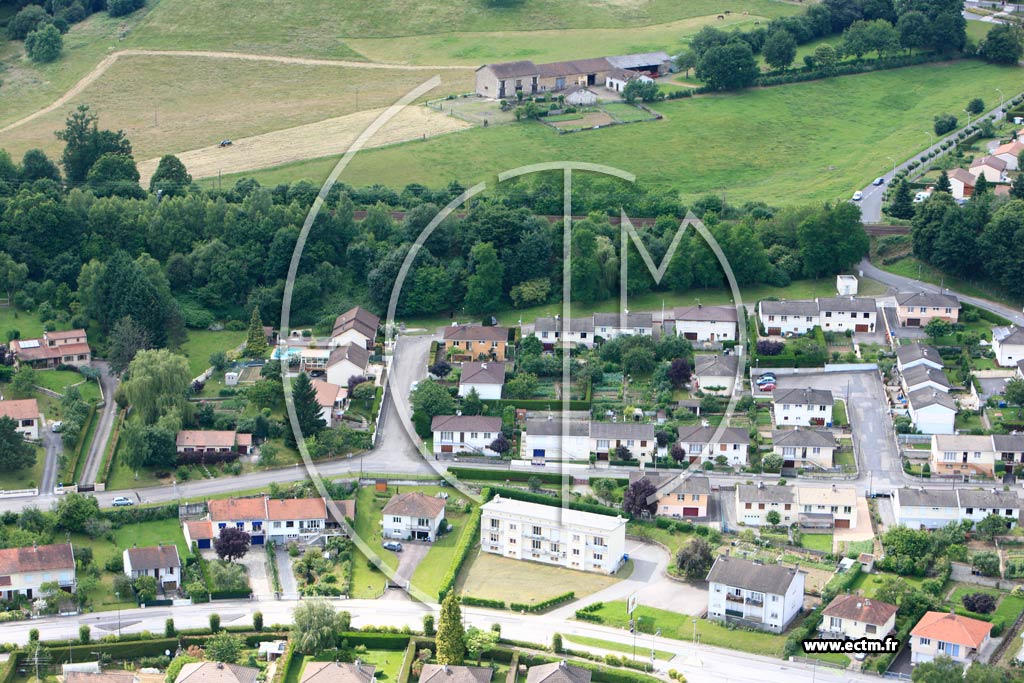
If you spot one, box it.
[111,496,135,507]
[852,191,864,201]
[51,421,62,433]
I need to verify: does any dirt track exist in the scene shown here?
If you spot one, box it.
[0,49,466,136]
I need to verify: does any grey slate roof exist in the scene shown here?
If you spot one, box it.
[526,662,592,683]
[902,364,951,389]
[759,299,821,318]
[125,545,181,571]
[895,487,959,509]
[993,434,1024,452]
[430,415,502,432]
[606,52,671,69]
[534,317,595,333]
[896,343,943,367]
[907,387,957,411]
[300,662,376,683]
[673,305,738,322]
[526,417,589,437]
[593,312,653,329]
[537,57,613,78]
[736,483,796,505]
[460,361,506,385]
[817,296,877,313]
[993,326,1024,345]
[328,344,370,370]
[956,488,1022,510]
[706,556,801,596]
[443,325,508,343]
[589,422,655,440]
[774,387,834,406]
[695,354,739,377]
[419,666,493,683]
[676,425,749,446]
[896,292,960,309]
[771,429,836,449]
[480,60,539,78]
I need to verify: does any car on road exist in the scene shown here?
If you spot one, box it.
[382,541,403,552]
[51,421,62,433]
[873,177,885,186]
[219,139,233,147]
[852,191,864,201]
[111,496,135,507]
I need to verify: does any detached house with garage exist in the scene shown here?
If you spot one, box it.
[706,555,805,634]
[589,422,655,461]
[675,425,749,466]
[993,326,1024,367]
[188,496,330,547]
[930,434,997,477]
[381,492,447,542]
[312,380,346,428]
[693,355,739,396]
[895,292,960,327]
[0,543,76,601]
[820,594,897,641]
[458,362,506,401]
[907,389,957,435]
[669,305,738,343]
[443,325,509,362]
[910,612,993,667]
[324,344,372,388]
[758,300,820,336]
[0,399,40,440]
[123,545,181,591]
[772,387,834,427]
[523,416,590,461]
[329,306,379,350]
[892,488,962,529]
[431,415,503,457]
[817,296,878,333]
[772,428,837,470]
[642,472,711,518]
[176,430,253,456]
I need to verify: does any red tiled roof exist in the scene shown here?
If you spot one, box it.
[14,340,91,361]
[822,594,897,626]
[0,399,39,421]
[0,543,74,574]
[177,430,238,448]
[266,498,327,521]
[209,497,267,521]
[382,492,446,519]
[46,329,87,341]
[185,520,214,540]
[911,611,992,648]
[312,380,345,408]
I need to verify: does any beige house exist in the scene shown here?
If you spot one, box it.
[821,594,897,640]
[930,434,996,477]
[970,155,1007,183]
[772,428,837,469]
[640,472,711,518]
[992,139,1024,170]
[442,325,509,361]
[329,306,379,350]
[797,485,858,529]
[736,482,796,526]
[11,329,92,369]
[910,612,993,666]
[589,422,655,461]
[895,292,960,327]
[947,168,976,200]
[0,399,41,440]
[176,430,253,456]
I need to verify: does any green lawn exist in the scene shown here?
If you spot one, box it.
[178,330,248,378]
[562,634,675,661]
[800,533,834,553]
[603,103,652,123]
[410,499,475,599]
[112,517,192,560]
[33,371,103,403]
[850,571,931,599]
[287,651,406,683]
[0,445,45,491]
[0,308,46,340]
[834,449,856,472]
[955,411,985,432]
[218,62,1024,206]
[879,255,1023,308]
[585,600,787,657]
[456,549,626,605]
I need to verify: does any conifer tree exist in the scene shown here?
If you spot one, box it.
[244,307,269,358]
[435,591,466,665]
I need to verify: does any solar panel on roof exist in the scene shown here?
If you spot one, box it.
[19,340,39,348]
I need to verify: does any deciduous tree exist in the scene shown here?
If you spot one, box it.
[214,527,251,563]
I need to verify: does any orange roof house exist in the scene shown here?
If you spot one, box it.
[910,611,993,665]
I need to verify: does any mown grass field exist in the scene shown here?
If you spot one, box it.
[178,329,247,378]
[456,549,625,604]
[219,61,1023,205]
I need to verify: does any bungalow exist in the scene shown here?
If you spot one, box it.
[758,300,820,336]
[176,430,252,456]
[993,326,1024,367]
[706,555,805,634]
[901,364,952,395]
[431,415,503,457]
[693,355,739,396]
[675,425,749,466]
[970,155,1007,183]
[892,488,962,529]
[172,662,260,683]
[300,661,376,683]
[0,398,40,440]
[381,492,447,542]
[895,292,961,327]
[797,484,858,529]
[772,428,837,469]
[0,542,76,601]
[817,296,878,333]
[533,316,595,350]
[442,325,509,362]
[311,380,346,428]
[820,594,897,640]
[644,473,711,518]
[419,665,492,683]
[772,387,834,427]
[266,497,330,544]
[995,434,1024,475]
[670,305,738,343]
[992,139,1024,171]
[123,545,181,590]
[906,389,957,435]
[735,482,796,526]
[593,312,653,341]
[948,168,976,201]
[589,421,656,461]
[324,344,371,388]
[329,306,380,350]
[11,330,92,369]
[930,434,996,477]
[523,416,590,461]
[910,612,993,667]
[604,69,651,93]
[458,361,506,401]
[525,662,590,683]
[895,343,944,373]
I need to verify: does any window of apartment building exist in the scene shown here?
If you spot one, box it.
[509,524,516,530]
[532,540,541,550]
[573,534,580,542]
[417,518,429,526]
[573,548,580,556]
[592,536,606,547]
[550,543,558,552]
[392,516,402,523]
[490,534,498,543]
[532,526,542,536]
[490,519,499,529]
[593,553,603,561]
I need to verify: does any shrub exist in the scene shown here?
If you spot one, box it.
[756,340,785,356]
[962,592,997,614]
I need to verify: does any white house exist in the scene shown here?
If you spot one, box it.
[820,594,897,640]
[675,425,749,466]
[970,155,1007,183]
[604,68,652,93]
[759,300,820,336]
[564,86,598,106]
[523,416,590,461]
[431,415,503,456]
[325,344,372,388]
[123,545,182,590]
[772,387,834,427]
[480,495,627,574]
[892,488,962,529]
[533,316,595,350]
[329,306,380,350]
[693,355,739,396]
[930,434,997,478]
[957,488,1021,527]
[202,496,329,546]
[593,312,653,340]
[589,422,656,461]
[735,482,797,526]
[706,555,805,634]
[0,543,76,601]
[906,388,957,435]
[0,399,41,440]
[312,380,346,428]
[910,612,993,667]
[817,296,878,333]
[381,492,447,542]
[458,362,506,401]
[995,434,1024,476]
[670,305,738,343]
[901,365,952,395]
[896,343,944,373]
[993,327,1024,368]
[772,429,837,470]
[992,139,1024,171]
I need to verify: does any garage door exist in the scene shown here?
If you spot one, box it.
[835,519,850,529]
[906,318,920,327]
[855,324,869,332]
[197,539,211,550]
[441,445,453,453]
[767,328,781,336]
[251,535,265,545]
[683,507,699,517]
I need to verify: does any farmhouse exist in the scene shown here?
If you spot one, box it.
[705,555,805,634]
[895,292,961,327]
[947,168,977,201]
[122,545,181,590]
[669,305,738,343]
[381,492,447,542]
[480,495,627,574]
[906,389,957,435]
[173,663,260,683]
[970,155,1007,183]
[901,364,952,395]
[589,421,655,460]
[772,428,837,469]
[176,430,252,456]
[523,416,590,461]
[0,542,76,601]
[473,52,670,99]
[993,326,1024,367]
[533,316,595,350]
[311,380,346,428]
[693,354,739,395]
[300,661,376,683]
[644,473,711,518]
[758,299,820,336]
[324,344,372,388]
[0,398,40,440]
[820,594,897,640]
[675,425,749,466]
[896,343,945,373]
[910,612,993,667]
[593,312,653,340]
[735,482,796,526]
[458,361,506,400]
[329,306,379,350]
[11,330,92,369]
[772,387,834,427]
[431,415,503,456]
[442,325,509,361]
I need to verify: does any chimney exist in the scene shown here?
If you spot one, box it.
[354,660,361,672]
[757,481,764,489]
[697,304,702,309]
[831,484,837,491]
[456,410,462,416]
[217,664,225,670]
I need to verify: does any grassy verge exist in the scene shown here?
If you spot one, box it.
[562,635,674,661]
[877,255,1023,309]
[71,404,100,483]
[456,550,624,605]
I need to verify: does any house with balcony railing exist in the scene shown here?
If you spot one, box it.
[706,555,804,634]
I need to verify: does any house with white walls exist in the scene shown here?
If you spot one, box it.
[706,556,805,634]
[431,415,503,456]
[458,362,506,401]
[772,387,834,427]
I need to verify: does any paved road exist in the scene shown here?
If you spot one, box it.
[79,362,119,485]
[274,546,299,599]
[39,426,62,494]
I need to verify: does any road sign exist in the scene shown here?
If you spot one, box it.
[627,592,638,615]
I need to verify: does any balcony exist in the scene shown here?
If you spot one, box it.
[725,593,744,604]
[746,597,764,607]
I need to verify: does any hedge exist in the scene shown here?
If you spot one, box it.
[102,503,179,526]
[49,638,180,664]
[0,654,22,683]
[755,52,951,88]
[210,589,253,600]
[462,596,506,609]
[337,632,412,649]
[516,652,663,683]
[489,486,627,518]
[449,467,567,485]
[437,497,484,601]
[271,642,296,683]
[510,591,574,613]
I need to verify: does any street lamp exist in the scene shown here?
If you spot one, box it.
[885,155,897,179]
[964,109,973,128]
[923,131,934,148]
[996,88,1005,112]
[650,628,661,670]
[114,591,122,638]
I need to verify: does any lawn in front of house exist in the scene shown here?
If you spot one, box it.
[832,400,848,427]
[455,549,625,606]
[800,533,834,553]
[112,517,191,561]
[562,634,675,661]
[33,370,102,402]
[0,445,45,491]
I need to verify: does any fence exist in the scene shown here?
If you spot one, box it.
[897,434,932,445]
[0,488,38,498]
[950,561,1023,589]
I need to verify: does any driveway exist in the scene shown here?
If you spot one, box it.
[79,361,119,485]
[235,551,272,599]
[40,425,62,494]
[274,547,298,599]
[392,542,430,589]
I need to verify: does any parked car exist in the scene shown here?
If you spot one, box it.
[111,496,135,507]
[758,383,776,392]
[873,177,885,186]
[852,190,863,201]
[382,541,403,552]
[51,421,62,433]
[219,139,233,147]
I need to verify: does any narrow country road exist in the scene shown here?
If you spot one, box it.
[78,361,119,485]
[39,426,62,494]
